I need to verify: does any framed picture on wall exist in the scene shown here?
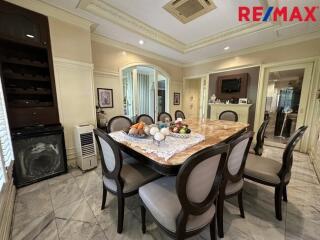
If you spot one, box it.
[98,88,114,108]
[173,92,180,105]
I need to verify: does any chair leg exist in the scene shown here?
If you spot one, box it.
[217,197,224,238]
[283,185,288,202]
[101,185,107,210]
[141,205,146,234]
[238,191,245,218]
[210,214,217,240]
[275,185,283,221]
[117,196,125,233]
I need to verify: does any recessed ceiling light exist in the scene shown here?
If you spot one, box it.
[224,46,230,50]
[26,34,34,38]
[139,40,144,45]
[122,51,127,55]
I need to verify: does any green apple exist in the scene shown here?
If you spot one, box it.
[179,128,186,134]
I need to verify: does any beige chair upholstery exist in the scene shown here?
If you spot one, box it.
[139,177,216,233]
[219,111,238,122]
[136,115,154,125]
[158,112,172,122]
[225,179,244,195]
[244,154,291,185]
[104,158,160,193]
[107,116,132,133]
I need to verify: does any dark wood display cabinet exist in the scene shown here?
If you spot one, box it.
[0,1,67,187]
[0,0,59,129]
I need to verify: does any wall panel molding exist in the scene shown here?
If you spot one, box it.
[53,58,96,163]
[0,178,16,240]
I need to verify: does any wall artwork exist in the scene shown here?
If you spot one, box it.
[174,92,180,105]
[98,88,113,108]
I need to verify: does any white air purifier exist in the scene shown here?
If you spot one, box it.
[74,124,97,171]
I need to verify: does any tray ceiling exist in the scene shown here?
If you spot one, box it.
[40,0,320,65]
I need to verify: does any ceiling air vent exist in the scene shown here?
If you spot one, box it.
[163,0,216,24]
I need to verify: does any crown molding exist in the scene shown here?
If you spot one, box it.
[79,0,185,52]
[91,33,183,67]
[94,70,119,77]
[187,22,275,52]
[183,31,320,68]
[78,0,274,53]
[5,0,93,30]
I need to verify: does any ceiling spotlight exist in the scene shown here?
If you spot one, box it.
[224,46,230,50]
[26,34,35,38]
[139,40,144,45]
[122,51,127,55]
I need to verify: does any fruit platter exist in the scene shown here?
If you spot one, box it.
[169,118,191,138]
[126,122,149,138]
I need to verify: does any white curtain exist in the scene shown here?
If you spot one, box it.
[123,69,134,117]
[137,72,150,115]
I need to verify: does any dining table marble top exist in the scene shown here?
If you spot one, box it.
[112,119,249,167]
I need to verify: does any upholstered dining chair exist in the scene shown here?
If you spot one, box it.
[139,144,229,240]
[94,129,161,233]
[244,126,308,220]
[136,114,154,125]
[107,115,132,133]
[175,110,186,120]
[249,119,270,155]
[217,131,253,238]
[219,111,238,122]
[158,112,172,122]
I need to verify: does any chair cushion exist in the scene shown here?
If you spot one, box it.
[248,148,256,155]
[103,157,161,193]
[225,179,244,196]
[139,177,216,233]
[244,154,290,185]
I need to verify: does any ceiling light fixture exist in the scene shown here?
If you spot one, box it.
[224,46,230,50]
[26,34,35,38]
[139,40,144,45]
[122,51,127,55]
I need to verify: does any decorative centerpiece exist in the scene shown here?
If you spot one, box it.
[149,125,170,146]
[169,118,191,138]
[127,122,149,138]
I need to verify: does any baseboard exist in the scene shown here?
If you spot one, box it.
[311,155,320,182]
[0,178,16,240]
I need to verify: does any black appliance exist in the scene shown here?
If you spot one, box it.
[221,78,241,93]
[12,125,67,187]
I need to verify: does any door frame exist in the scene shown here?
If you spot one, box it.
[120,63,170,119]
[254,57,319,153]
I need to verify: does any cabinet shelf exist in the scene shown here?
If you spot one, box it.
[2,57,48,68]
[3,72,50,82]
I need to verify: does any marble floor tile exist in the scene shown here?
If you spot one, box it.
[11,147,320,240]
[34,220,59,240]
[50,177,84,210]
[69,167,84,177]
[55,198,97,223]
[56,218,106,240]
[12,211,55,240]
[75,170,102,196]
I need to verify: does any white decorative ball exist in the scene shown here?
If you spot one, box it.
[150,126,160,136]
[144,126,150,135]
[154,132,165,141]
[160,127,170,136]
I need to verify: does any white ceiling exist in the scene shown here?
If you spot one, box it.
[41,0,320,65]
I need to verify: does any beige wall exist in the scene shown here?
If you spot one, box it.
[49,18,92,63]
[48,19,95,164]
[183,38,320,77]
[92,40,183,119]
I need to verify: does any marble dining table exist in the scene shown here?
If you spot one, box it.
[112,119,249,175]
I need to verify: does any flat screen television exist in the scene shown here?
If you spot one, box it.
[221,78,241,93]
